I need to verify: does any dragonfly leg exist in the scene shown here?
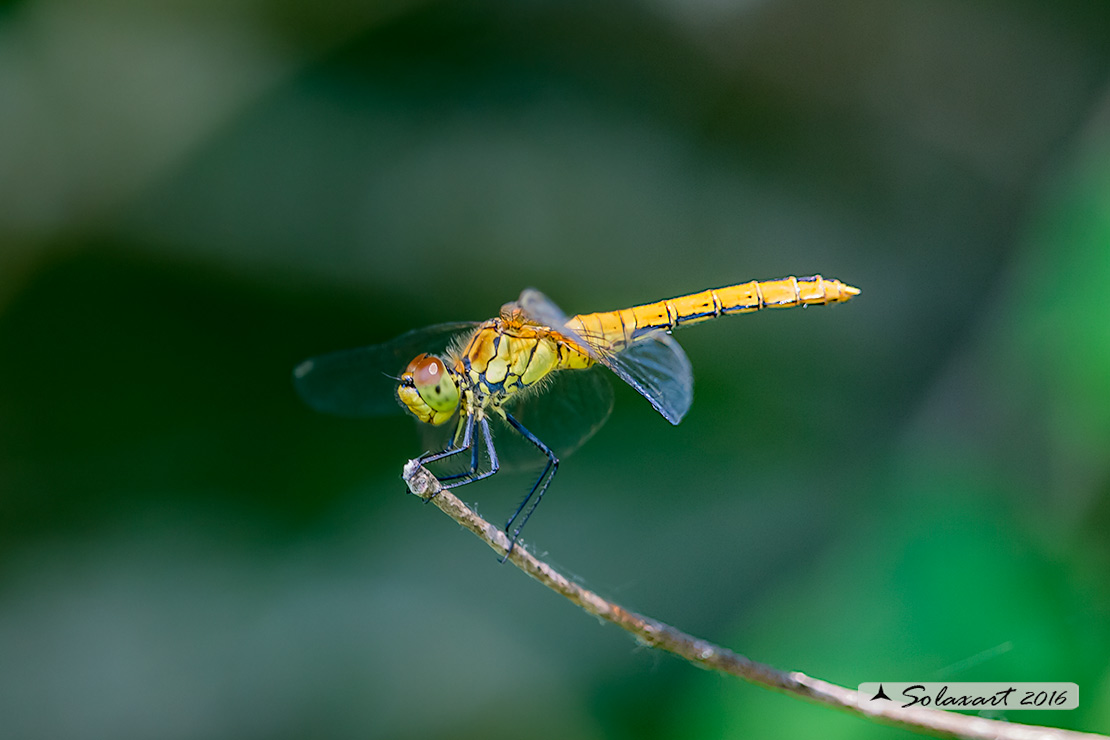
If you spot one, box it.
[416,411,476,499]
[501,411,559,558]
[419,410,475,467]
[418,413,501,491]
[436,416,481,483]
[441,416,500,488]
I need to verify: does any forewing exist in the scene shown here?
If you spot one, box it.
[516,287,615,356]
[293,322,478,417]
[514,288,571,328]
[602,331,693,425]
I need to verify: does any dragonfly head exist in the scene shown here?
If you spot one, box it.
[397,354,459,425]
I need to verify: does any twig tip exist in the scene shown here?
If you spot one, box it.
[402,460,433,499]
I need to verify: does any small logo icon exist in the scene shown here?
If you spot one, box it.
[871,684,891,702]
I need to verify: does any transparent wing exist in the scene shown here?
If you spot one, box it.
[515,287,573,331]
[503,363,614,461]
[293,322,478,417]
[599,331,692,425]
[516,288,693,425]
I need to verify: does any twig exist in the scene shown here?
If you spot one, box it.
[403,461,1103,740]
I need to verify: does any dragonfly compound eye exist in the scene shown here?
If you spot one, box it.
[397,354,459,425]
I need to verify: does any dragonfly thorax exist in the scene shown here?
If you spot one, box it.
[397,353,460,426]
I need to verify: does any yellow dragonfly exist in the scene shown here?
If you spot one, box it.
[294,275,859,550]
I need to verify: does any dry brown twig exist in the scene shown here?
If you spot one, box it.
[403,461,1103,740]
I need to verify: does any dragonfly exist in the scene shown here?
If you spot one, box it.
[294,275,859,552]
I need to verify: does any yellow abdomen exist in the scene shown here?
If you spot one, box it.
[566,275,858,349]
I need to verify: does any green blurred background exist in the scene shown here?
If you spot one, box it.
[2,0,1109,738]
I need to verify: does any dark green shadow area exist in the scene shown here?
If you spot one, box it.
[0,247,434,547]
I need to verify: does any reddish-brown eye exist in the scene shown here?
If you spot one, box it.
[409,354,445,387]
[401,353,459,414]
